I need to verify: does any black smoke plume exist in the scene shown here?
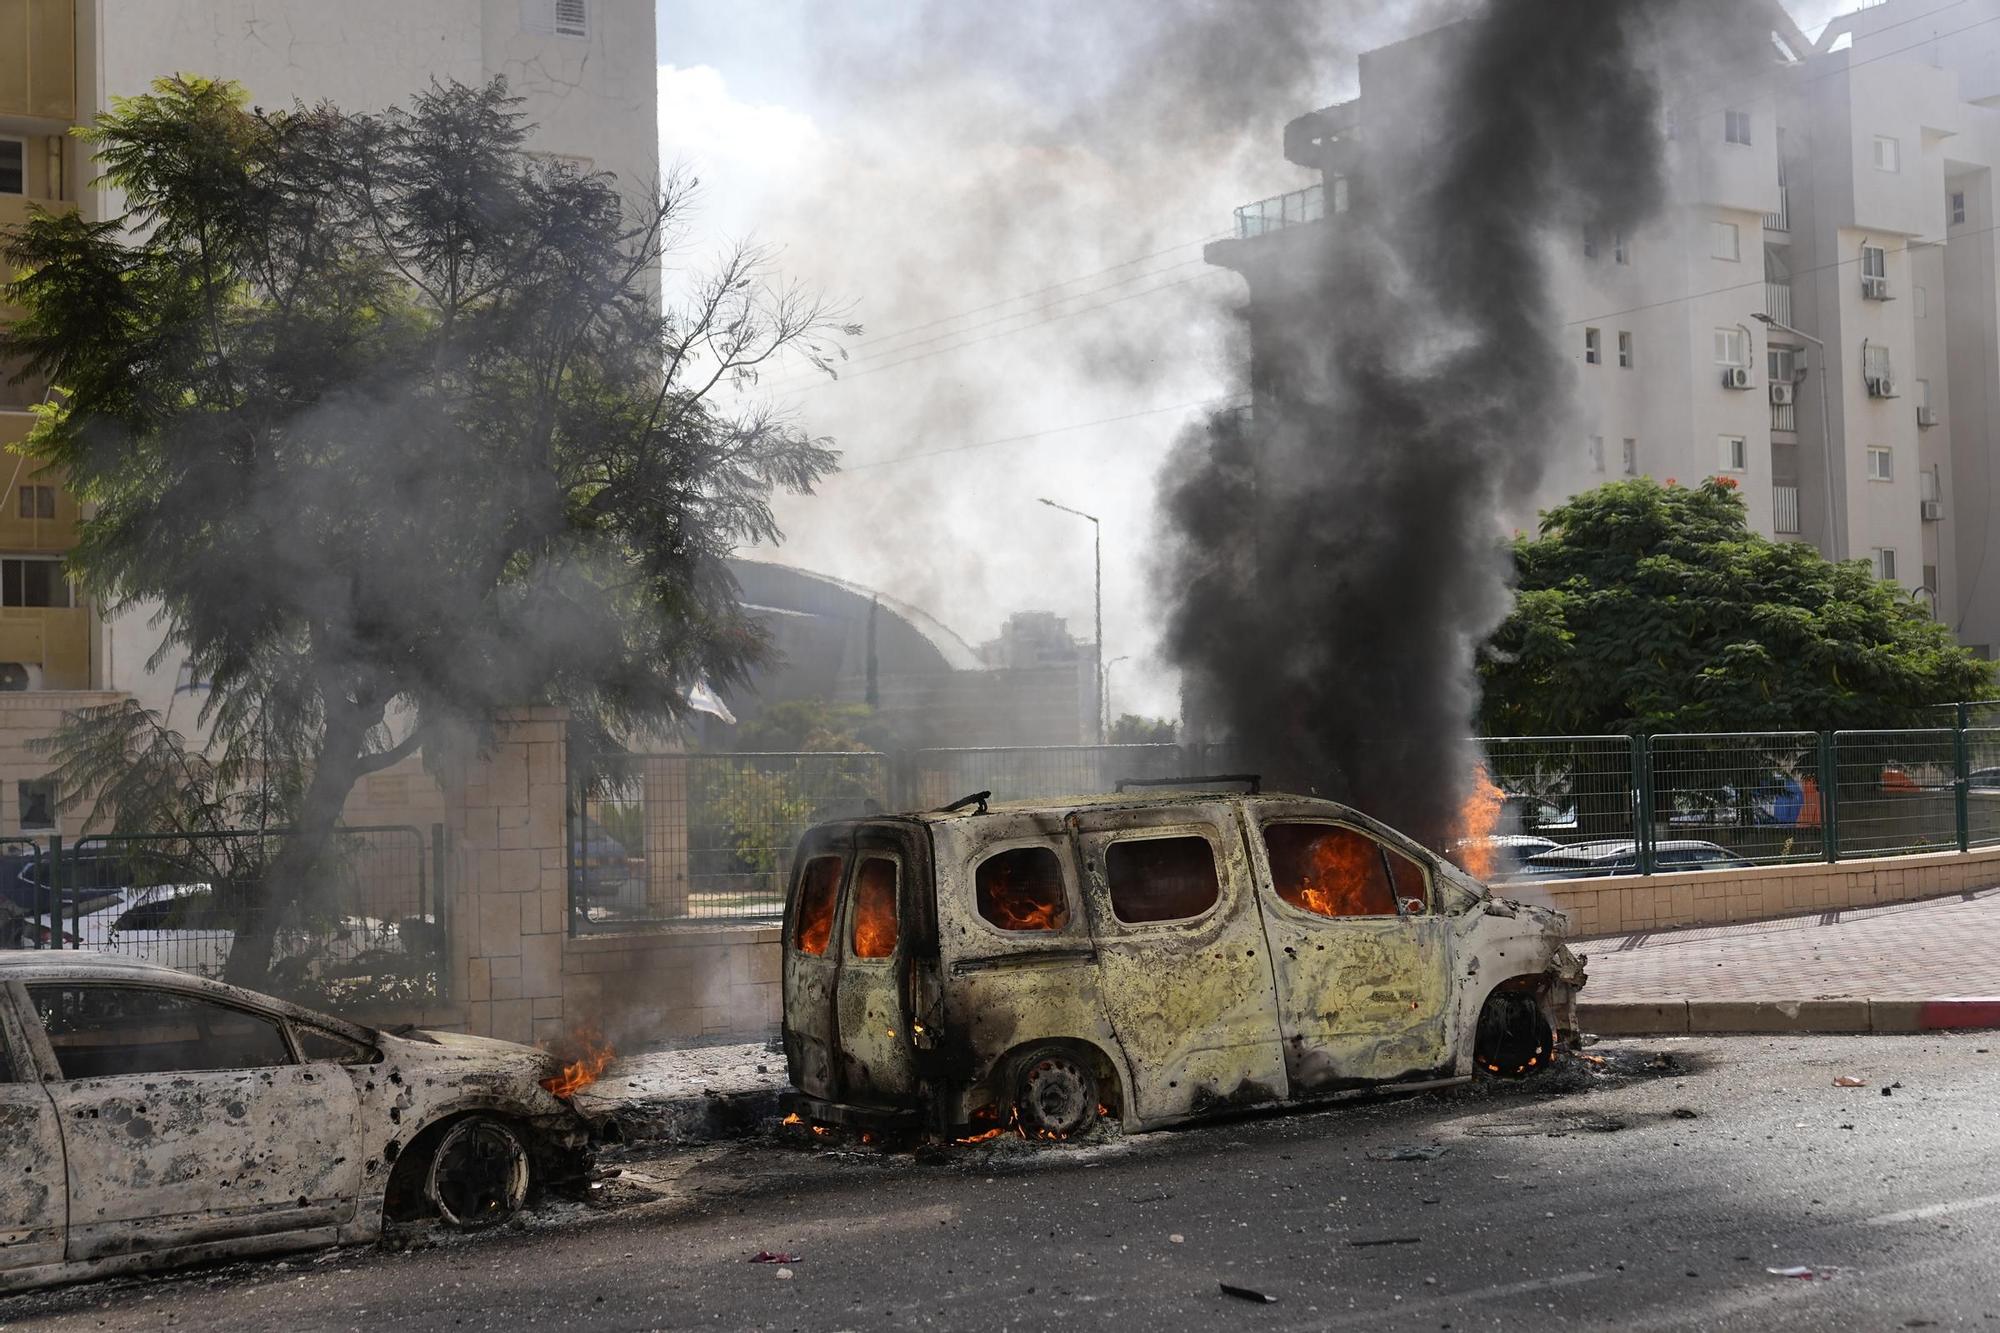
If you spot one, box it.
[1160,0,1772,849]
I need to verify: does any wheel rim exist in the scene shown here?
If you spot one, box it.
[426,1119,530,1228]
[1020,1055,1096,1137]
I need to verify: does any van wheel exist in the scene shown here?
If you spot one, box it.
[1475,992,1555,1078]
[425,1116,532,1228]
[1012,1047,1100,1138]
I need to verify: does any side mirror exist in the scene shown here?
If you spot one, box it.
[1400,897,1427,916]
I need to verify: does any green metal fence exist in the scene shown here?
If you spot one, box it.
[1646,732,1825,867]
[1831,729,1961,858]
[1479,735,1636,844]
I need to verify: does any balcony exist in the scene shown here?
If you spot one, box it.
[1771,400,1797,432]
[1763,185,1790,233]
[1774,485,1801,535]
[1764,280,1793,328]
[1234,183,1325,240]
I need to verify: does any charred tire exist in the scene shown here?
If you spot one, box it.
[1011,1046,1100,1138]
[405,1116,531,1230]
[1474,991,1556,1078]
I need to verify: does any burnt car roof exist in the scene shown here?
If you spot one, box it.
[0,952,381,1040]
[815,789,1381,829]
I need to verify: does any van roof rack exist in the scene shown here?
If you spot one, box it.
[1114,774,1261,795]
[936,790,992,815]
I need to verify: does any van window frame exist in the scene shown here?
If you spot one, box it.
[1097,825,1231,931]
[844,851,902,965]
[1255,818,1433,923]
[965,837,1083,942]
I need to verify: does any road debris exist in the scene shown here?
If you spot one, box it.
[1766,1266,1841,1280]
[1367,1145,1450,1162]
[1833,1076,1866,1087]
[1672,1108,1700,1119]
[749,1251,799,1264]
[1348,1236,1423,1248]
[1219,1283,1278,1304]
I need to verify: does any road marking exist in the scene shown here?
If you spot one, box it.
[1868,1191,2000,1226]
[1273,1270,1603,1330]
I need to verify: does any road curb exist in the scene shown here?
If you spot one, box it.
[578,1086,786,1146]
[1580,998,2000,1036]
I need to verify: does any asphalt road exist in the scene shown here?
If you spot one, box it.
[3,1034,1998,1332]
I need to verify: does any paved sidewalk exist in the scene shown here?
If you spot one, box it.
[572,1038,787,1143]
[1578,886,2000,1003]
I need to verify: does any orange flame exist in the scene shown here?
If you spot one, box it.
[540,1024,615,1099]
[794,856,840,955]
[1453,765,1506,880]
[1270,826,1399,917]
[782,1112,804,1126]
[850,857,899,958]
[977,860,1069,932]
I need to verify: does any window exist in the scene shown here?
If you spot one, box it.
[17,779,54,830]
[1914,285,1928,319]
[520,0,587,38]
[0,139,22,196]
[1921,468,1941,503]
[0,558,70,608]
[1622,438,1638,476]
[792,855,842,956]
[1331,175,1350,215]
[1725,109,1753,146]
[1862,244,1887,280]
[1104,835,1220,924]
[1713,326,1748,366]
[1952,190,1967,225]
[849,856,898,959]
[16,485,53,519]
[1719,435,1748,472]
[1873,136,1900,173]
[1582,227,1598,260]
[28,985,293,1079]
[1874,547,1899,582]
[1617,330,1633,368]
[1262,824,1427,919]
[1916,377,1933,414]
[976,846,1070,932]
[1584,327,1601,364]
[1711,220,1740,261]
[1924,563,1940,594]
[1864,342,1894,387]
[1769,345,1801,383]
[1613,233,1629,265]
[1588,436,1605,473]
[1867,446,1893,481]
[295,1026,378,1065]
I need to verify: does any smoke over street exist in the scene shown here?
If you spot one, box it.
[1161,0,1770,849]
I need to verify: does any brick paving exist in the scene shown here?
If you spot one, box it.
[1578,887,2000,1002]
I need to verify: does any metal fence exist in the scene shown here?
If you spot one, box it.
[0,825,444,1006]
[570,711,2000,927]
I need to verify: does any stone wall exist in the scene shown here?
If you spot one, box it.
[1537,845,2000,936]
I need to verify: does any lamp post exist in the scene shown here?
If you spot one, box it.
[1039,498,1104,743]
[1754,312,1842,561]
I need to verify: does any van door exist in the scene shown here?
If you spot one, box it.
[831,828,923,1109]
[1069,802,1285,1123]
[0,988,65,1275]
[1246,809,1454,1094]
[781,828,850,1106]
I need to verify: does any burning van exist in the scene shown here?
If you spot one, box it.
[780,782,1586,1139]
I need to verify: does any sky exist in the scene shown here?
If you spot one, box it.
[650,0,1871,721]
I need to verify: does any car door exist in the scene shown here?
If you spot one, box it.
[831,827,923,1108]
[23,981,363,1261]
[0,988,65,1275]
[1246,807,1455,1095]
[782,829,850,1106]
[1069,802,1286,1123]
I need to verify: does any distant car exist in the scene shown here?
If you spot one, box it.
[1969,767,2000,791]
[1519,839,1757,880]
[570,818,638,903]
[1501,795,1577,833]
[1452,834,1561,883]
[0,953,594,1293]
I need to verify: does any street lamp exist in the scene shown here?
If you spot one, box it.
[1038,497,1104,743]
[1754,312,1842,561]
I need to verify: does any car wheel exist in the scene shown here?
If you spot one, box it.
[1011,1046,1100,1139]
[1474,992,1556,1078]
[424,1116,532,1229]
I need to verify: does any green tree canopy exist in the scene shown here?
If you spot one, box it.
[1,76,850,979]
[1478,477,1993,736]
[1108,714,1177,745]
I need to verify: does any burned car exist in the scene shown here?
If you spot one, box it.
[782,784,1585,1138]
[0,953,591,1293]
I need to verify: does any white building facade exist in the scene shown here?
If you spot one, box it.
[1213,0,2000,658]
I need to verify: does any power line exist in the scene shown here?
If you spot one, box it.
[829,392,1245,473]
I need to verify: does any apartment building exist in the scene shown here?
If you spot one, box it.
[1209,0,2000,657]
[0,0,658,832]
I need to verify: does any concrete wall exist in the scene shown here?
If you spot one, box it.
[0,689,124,835]
[1537,844,2000,938]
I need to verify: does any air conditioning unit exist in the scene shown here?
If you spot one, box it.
[1921,498,1943,521]
[1868,375,1897,398]
[1770,382,1795,406]
[1916,405,1939,427]
[1863,275,1892,300]
[0,663,43,693]
[1723,366,1753,390]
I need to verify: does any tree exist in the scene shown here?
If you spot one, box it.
[1479,477,1993,737]
[728,697,890,753]
[1,77,851,982]
[1108,714,1177,745]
